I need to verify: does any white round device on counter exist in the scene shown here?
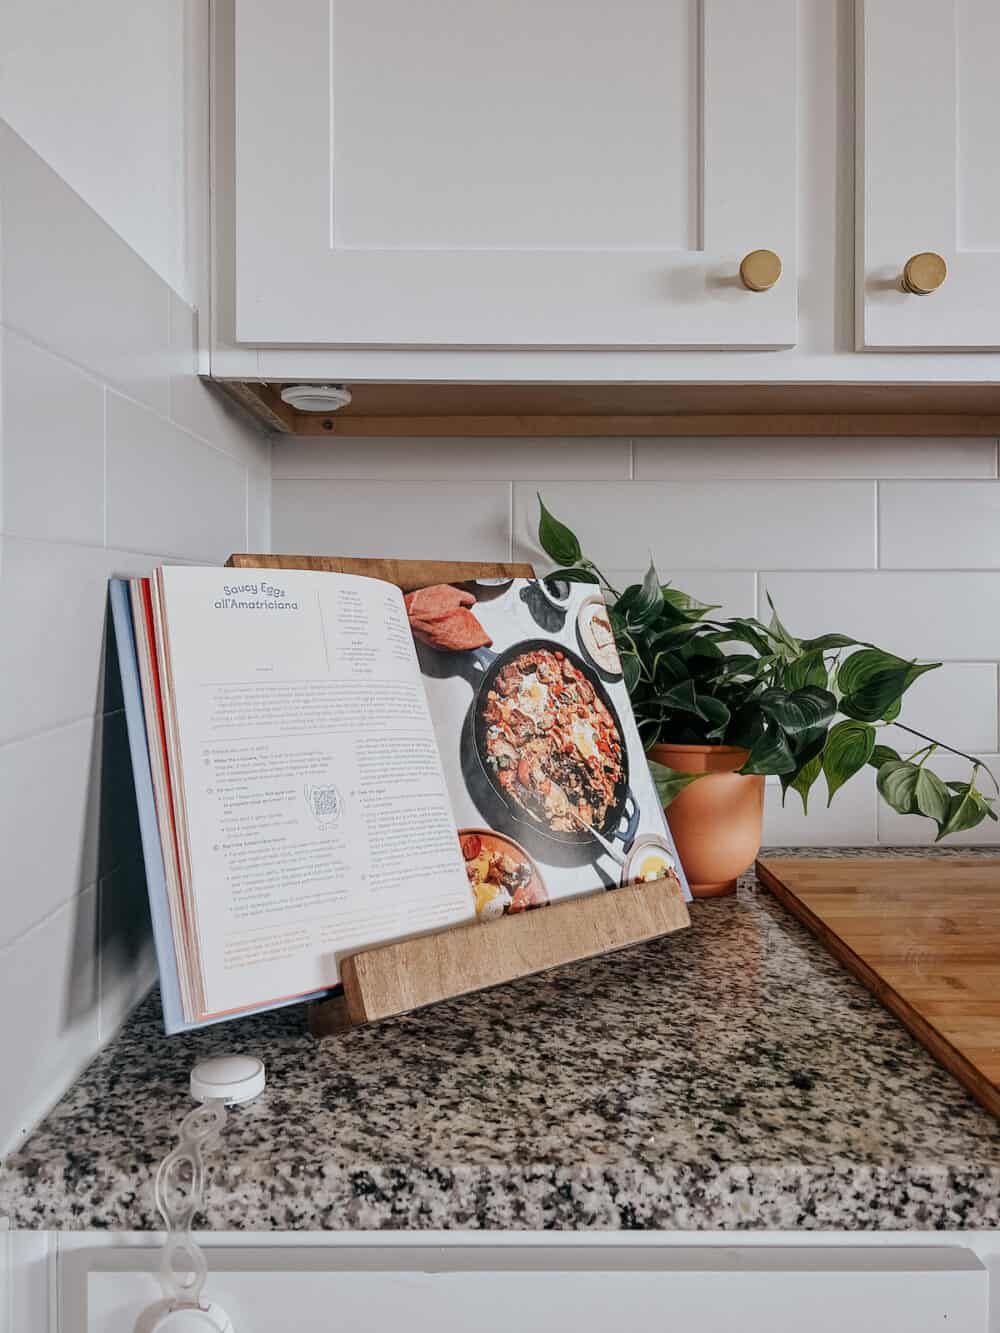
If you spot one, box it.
[190,1055,265,1106]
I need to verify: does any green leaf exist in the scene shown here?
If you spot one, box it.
[621,650,640,693]
[660,586,719,620]
[868,743,901,770]
[741,721,796,775]
[783,754,823,814]
[757,686,837,736]
[783,650,830,691]
[764,591,801,659]
[880,695,902,723]
[537,494,582,567]
[544,566,600,586]
[709,618,774,656]
[800,633,861,652]
[822,720,876,804]
[936,782,995,840]
[837,648,940,723]
[877,760,922,815]
[914,767,951,826]
[647,760,707,808]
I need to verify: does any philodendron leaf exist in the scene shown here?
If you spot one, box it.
[741,721,796,775]
[621,650,641,693]
[837,649,940,723]
[822,719,876,804]
[647,760,706,809]
[758,686,836,736]
[783,754,823,814]
[544,566,599,585]
[876,759,922,814]
[914,767,951,826]
[800,633,862,652]
[868,743,901,770]
[784,650,830,691]
[537,495,582,567]
[764,591,801,659]
[936,783,997,839]
[660,586,719,620]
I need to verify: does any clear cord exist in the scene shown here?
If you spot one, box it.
[154,1099,227,1311]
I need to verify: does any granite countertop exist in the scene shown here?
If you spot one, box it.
[3,848,999,1232]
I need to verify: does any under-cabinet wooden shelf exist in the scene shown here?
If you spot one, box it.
[218,380,1000,439]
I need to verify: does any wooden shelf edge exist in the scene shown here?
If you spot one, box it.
[217,380,1000,438]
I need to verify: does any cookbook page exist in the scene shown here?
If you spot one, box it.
[156,566,473,1019]
[408,578,690,923]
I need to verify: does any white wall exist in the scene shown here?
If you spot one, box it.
[271,435,1000,849]
[0,111,270,1153]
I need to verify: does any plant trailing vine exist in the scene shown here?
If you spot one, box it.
[537,495,998,840]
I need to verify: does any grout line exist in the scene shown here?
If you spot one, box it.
[508,482,514,562]
[0,882,98,960]
[102,386,108,549]
[629,439,636,480]
[873,478,880,567]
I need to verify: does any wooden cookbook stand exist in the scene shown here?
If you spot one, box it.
[227,554,690,1034]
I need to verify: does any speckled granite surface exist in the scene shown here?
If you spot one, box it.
[3,848,999,1232]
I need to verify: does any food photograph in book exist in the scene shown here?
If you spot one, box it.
[406,576,690,920]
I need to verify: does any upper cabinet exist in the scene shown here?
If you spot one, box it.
[233,0,798,350]
[858,0,1000,349]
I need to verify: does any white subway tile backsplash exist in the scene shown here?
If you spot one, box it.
[880,480,1000,568]
[0,537,149,745]
[758,571,1000,661]
[604,569,757,621]
[876,752,1000,846]
[0,885,99,1155]
[0,716,103,949]
[271,479,512,561]
[636,437,999,480]
[764,773,879,846]
[247,465,271,553]
[883,663,998,755]
[0,329,105,544]
[272,436,632,481]
[514,480,876,571]
[167,292,270,473]
[106,391,247,561]
[0,122,170,414]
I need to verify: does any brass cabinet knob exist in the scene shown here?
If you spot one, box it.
[901,252,947,295]
[739,249,782,292]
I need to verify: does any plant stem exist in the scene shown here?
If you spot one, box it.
[892,723,983,769]
[587,562,620,598]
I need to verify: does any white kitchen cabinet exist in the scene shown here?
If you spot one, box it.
[857,0,1000,350]
[232,0,797,351]
[50,1242,989,1333]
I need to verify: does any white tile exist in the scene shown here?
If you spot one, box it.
[167,292,271,469]
[0,329,105,544]
[758,571,1000,662]
[763,773,879,846]
[883,663,998,755]
[271,479,513,561]
[98,866,155,1041]
[0,887,99,1155]
[0,122,170,414]
[0,536,152,745]
[0,717,103,949]
[106,391,247,561]
[272,436,633,481]
[247,466,271,554]
[636,437,998,480]
[603,568,757,621]
[514,481,876,571]
[877,753,1000,846]
[880,480,1000,568]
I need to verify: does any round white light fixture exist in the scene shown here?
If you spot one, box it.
[279,384,352,413]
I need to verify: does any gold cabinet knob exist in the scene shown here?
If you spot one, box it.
[739,249,782,292]
[901,252,947,295]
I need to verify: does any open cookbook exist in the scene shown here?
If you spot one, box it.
[111,566,688,1033]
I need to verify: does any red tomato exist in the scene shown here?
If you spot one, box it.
[461,835,482,860]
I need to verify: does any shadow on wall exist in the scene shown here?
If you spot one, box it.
[62,596,154,1033]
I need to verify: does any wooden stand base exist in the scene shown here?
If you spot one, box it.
[226,552,690,1035]
[308,874,689,1035]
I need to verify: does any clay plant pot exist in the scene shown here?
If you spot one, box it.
[647,742,765,899]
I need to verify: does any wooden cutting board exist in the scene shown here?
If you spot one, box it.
[757,857,1000,1117]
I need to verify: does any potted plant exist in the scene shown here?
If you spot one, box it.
[536,497,998,896]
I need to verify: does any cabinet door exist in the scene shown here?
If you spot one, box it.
[858,0,1000,348]
[233,0,796,349]
[74,1245,987,1333]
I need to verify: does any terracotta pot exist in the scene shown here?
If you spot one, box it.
[647,742,764,899]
